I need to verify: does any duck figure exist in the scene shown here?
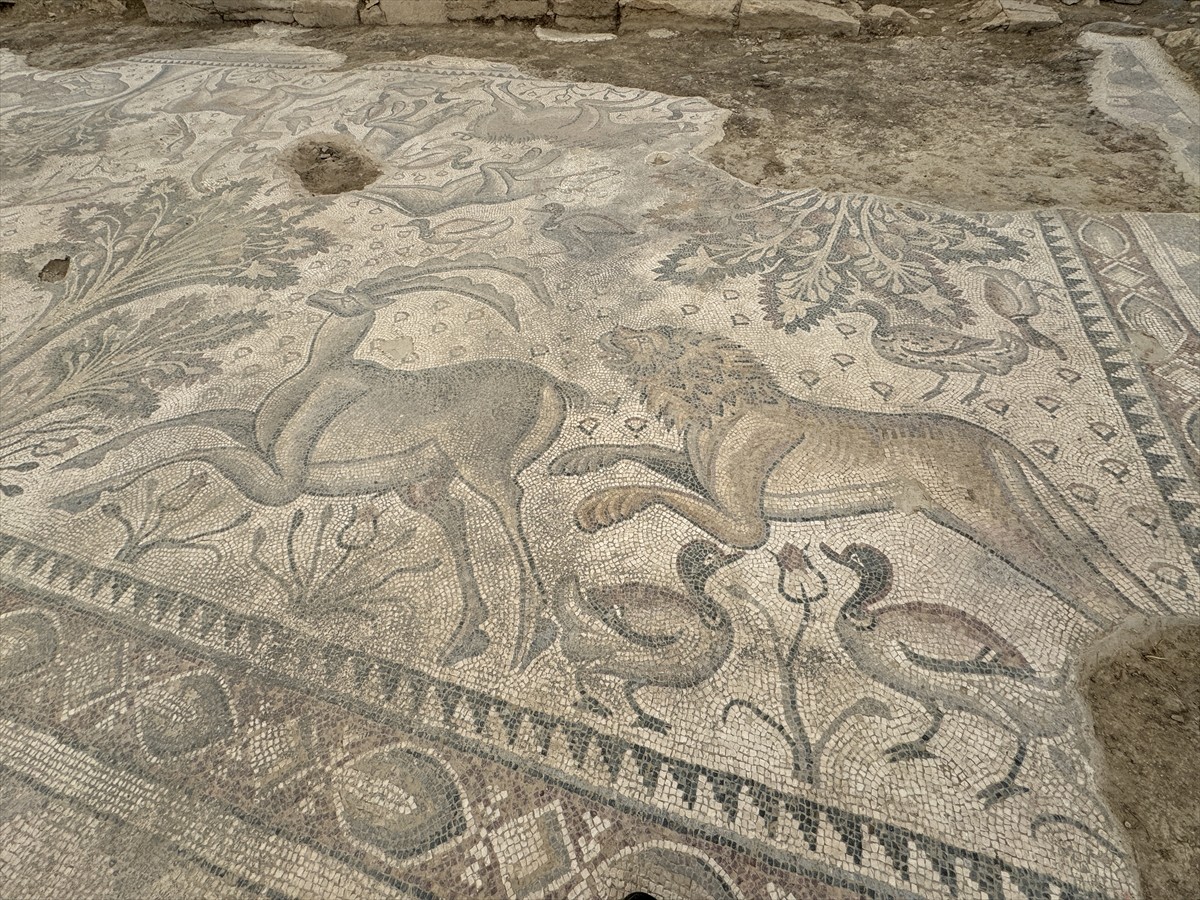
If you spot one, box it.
[553,540,743,733]
[816,541,1077,808]
[852,298,1030,403]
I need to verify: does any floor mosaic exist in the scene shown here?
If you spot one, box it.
[1,30,1198,900]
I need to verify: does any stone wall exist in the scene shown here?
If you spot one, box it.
[142,0,1071,40]
[141,0,897,33]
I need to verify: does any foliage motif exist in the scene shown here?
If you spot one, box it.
[2,295,269,433]
[655,190,1027,333]
[1,178,329,381]
[250,504,441,619]
[100,467,250,565]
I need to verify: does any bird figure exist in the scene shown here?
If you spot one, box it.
[395,141,475,171]
[553,540,743,733]
[857,302,1031,406]
[405,215,514,248]
[814,541,1077,808]
[534,202,637,255]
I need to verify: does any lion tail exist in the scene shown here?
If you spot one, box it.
[992,442,1171,619]
[555,377,589,411]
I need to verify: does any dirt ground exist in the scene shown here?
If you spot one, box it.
[284,135,383,194]
[1080,621,1200,900]
[2,0,1199,212]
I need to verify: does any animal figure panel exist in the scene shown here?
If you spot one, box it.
[815,542,1077,807]
[553,540,742,732]
[551,324,1158,629]
[55,283,584,669]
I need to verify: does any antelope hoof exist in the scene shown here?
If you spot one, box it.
[441,626,489,667]
[576,695,611,718]
[515,617,559,671]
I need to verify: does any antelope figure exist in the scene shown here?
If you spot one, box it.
[55,272,582,669]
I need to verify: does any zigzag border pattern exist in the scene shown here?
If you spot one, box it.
[1037,212,1200,574]
[0,530,1117,900]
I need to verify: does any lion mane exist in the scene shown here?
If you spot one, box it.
[603,325,786,432]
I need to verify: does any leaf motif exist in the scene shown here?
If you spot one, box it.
[654,193,1027,337]
[758,264,845,332]
[38,295,270,419]
[0,179,330,382]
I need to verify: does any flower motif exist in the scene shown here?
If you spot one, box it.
[336,504,380,551]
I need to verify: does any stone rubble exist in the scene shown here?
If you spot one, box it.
[967,0,1062,32]
[863,2,921,31]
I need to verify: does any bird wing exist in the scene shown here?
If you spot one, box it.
[884,602,1033,678]
[894,331,993,357]
[593,585,684,649]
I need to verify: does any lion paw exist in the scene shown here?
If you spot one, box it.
[576,488,654,532]
[548,447,624,477]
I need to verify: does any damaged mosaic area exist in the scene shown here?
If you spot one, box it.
[1,31,1198,900]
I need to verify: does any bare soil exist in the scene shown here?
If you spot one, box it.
[1080,621,1200,900]
[1,0,1198,212]
[283,135,382,194]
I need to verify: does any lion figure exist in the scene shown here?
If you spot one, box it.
[549,323,1160,628]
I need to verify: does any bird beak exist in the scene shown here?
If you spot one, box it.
[721,549,746,566]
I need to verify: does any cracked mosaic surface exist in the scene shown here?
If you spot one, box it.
[1,31,1198,900]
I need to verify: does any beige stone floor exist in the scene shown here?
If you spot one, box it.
[0,20,1197,900]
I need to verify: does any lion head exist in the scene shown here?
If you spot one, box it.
[598,324,785,432]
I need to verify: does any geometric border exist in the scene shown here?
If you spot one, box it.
[0,531,1118,900]
[1038,211,1200,573]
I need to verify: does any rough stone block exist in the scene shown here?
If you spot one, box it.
[863,2,919,31]
[968,0,1060,32]
[739,0,861,34]
[222,7,299,21]
[494,0,549,16]
[445,0,488,17]
[143,0,222,21]
[295,0,360,24]
[618,0,737,31]
[379,0,450,21]
[554,13,618,28]
[212,0,292,9]
[446,0,546,17]
[552,0,618,17]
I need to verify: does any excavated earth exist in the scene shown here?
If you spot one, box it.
[2,0,1199,213]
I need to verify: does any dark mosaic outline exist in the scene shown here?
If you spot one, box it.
[1038,211,1200,572]
[0,532,1118,900]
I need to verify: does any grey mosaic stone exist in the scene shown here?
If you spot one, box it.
[0,30,1197,900]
